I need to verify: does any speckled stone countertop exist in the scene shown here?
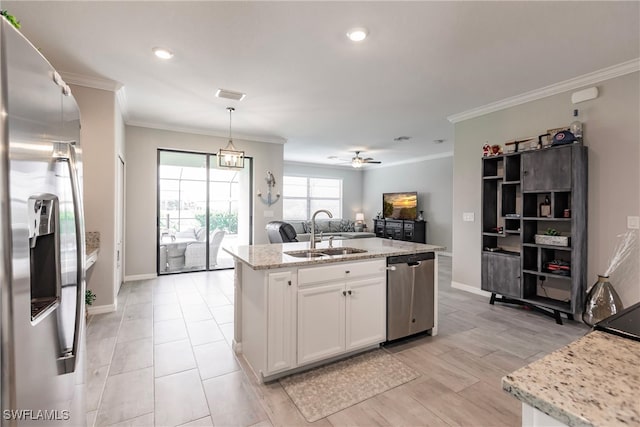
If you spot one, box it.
[85,231,100,269]
[503,331,640,426]
[224,237,444,270]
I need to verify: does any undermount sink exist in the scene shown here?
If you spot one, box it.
[284,247,368,258]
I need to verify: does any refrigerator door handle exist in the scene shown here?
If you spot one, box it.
[55,142,85,373]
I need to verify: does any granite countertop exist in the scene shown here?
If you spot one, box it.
[224,237,444,270]
[502,331,640,427]
[85,231,100,269]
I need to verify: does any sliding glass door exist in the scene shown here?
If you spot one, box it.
[157,149,252,274]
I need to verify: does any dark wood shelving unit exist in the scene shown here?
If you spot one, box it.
[481,145,587,325]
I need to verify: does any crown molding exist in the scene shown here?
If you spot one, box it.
[126,120,287,145]
[284,160,359,171]
[61,71,123,92]
[285,151,453,171]
[375,151,454,169]
[447,58,640,123]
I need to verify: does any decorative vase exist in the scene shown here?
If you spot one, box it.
[582,275,624,326]
[417,211,424,221]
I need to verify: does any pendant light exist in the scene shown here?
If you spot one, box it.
[217,107,244,169]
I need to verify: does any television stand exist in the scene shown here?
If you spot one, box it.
[373,219,426,243]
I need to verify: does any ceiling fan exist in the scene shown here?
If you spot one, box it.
[349,151,382,168]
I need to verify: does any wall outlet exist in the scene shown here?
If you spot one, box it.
[463,212,475,222]
[627,216,640,229]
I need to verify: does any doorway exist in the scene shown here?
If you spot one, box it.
[116,156,125,293]
[157,149,252,274]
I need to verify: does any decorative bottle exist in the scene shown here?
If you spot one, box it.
[539,195,551,218]
[570,109,583,142]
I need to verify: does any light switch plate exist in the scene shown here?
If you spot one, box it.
[463,212,475,222]
[627,216,640,229]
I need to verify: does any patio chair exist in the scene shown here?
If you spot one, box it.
[184,229,226,269]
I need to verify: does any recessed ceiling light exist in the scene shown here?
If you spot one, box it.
[346,27,368,42]
[152,47,174,60]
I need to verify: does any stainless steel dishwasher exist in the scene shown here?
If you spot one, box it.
[386,252,435,341]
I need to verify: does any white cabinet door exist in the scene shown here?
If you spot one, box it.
[267,271,295,374]
[297,283,345,365]
[345,276,386,351]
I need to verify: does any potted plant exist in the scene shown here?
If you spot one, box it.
[85,289,96,319]
[0,10,21,29]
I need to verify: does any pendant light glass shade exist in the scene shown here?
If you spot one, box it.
[218,107,244,169]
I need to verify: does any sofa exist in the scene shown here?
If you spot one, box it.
[287,219,375,242]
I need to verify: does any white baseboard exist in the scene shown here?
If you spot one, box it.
[451,281,492,297]
[124,273,157,282]
[87,303,116,315]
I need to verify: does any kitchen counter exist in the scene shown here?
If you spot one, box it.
[502,331,640,426]
[86,231,100,269]
[227,237,444,381]
[224,237,444,270]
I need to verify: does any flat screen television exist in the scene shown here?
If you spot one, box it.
[383,192,418,220]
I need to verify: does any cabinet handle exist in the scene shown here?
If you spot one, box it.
[288,280,291,286]
[342,291,347,296]
[345,270,350,274]
[348,290,352,295]
[523,170,528,175]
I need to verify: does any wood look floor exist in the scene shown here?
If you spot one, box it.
[86,255,589,426]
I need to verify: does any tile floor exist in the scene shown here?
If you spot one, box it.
[86,256,589,426]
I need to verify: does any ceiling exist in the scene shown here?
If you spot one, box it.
[5,1,639,167]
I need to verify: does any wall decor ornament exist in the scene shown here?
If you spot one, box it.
[257,171,280,206]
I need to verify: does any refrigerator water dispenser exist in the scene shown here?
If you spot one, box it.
[28,195,61,322]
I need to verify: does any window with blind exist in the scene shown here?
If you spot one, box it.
[282,176,342,220]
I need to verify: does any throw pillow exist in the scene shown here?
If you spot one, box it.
[339,219,355,232]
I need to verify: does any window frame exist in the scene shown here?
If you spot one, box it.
[282,175,343,220]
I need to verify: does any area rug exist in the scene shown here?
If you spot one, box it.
[279,349,420,422]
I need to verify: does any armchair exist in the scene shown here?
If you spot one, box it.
[265,221,298,243]
[184,229,226,269]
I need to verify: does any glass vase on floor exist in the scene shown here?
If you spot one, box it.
[582,275,624,326]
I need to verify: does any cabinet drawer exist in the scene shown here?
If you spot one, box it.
[298,259,386,286]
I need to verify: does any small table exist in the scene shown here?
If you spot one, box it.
[160,237,197,271]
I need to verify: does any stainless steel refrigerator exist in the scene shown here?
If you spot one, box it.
[0,18,86,425]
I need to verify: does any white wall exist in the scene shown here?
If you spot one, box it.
[452,72,640,306]
[72,85,118,309]
[283,162,364,220]
[361,156,453,250]
[124,125,284,278]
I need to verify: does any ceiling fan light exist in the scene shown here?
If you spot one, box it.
[352,158,363,168]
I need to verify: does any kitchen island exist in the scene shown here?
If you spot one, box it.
[224,237,443,382]
[502,331,640,426]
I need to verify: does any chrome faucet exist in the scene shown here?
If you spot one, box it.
[310,209,333,249]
